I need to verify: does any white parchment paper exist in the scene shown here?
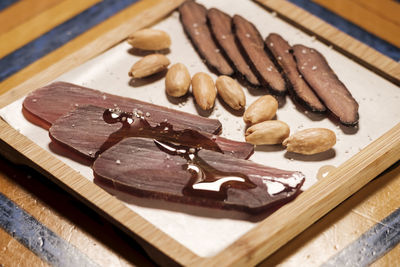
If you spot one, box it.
[1,0,399,257]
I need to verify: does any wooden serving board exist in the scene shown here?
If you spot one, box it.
[0,0,399,266]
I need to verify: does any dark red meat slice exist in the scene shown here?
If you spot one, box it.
[232,15,286,95]
[23,81,222,134]
[265,33,326,112]
[49,105,254,160]
[93,137,305,213]
[207,8,260,87]
[292,45,359,125]
[179,1,234,76]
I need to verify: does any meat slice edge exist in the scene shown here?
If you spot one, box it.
[292,45,359,125]
[49,105,254,160]
[23,81,222,134]
[93,137,305,213]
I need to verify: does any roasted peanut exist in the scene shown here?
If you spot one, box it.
[243,95,278,125]
[192,72,216,110]
[165,63,191,97]
[215,75,246,110]
[283,128,336,155]
[245,120,290,145]
[129,54,170,78]
[127,29,171,50]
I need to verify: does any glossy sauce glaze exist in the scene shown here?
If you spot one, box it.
[154,139,255,200]
[97,108,306,209]
[92,136,305,212]
[100,108,222,156]
[102,108,302,200]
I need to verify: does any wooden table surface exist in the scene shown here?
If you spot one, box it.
[0,0,399,266]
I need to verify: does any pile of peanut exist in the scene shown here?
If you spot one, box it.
[126,28,336,156]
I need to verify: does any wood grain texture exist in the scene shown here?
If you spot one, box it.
[255,0,400,86]
[0,228,49,267]
[1,118,399,266]
[0,156,154,266]
[260,161,400,266]
[372,243,400,267]
[312,0,400,48]
[0,118,197,266]
[0,0,100,58]
[0,0,185,104]
[1,0,400,265]
[194,123,400,266]
[336,0,400,25]
[0,0,60,34]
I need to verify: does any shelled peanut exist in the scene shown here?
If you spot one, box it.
[243,94,287,145]
[283,128,336,155]
[215,76,246,110]
[125,28,338,157]
[165,63,191,97]
[243,95,278,125]
[245,120,290,145]
[192,72,216,110]
[127,29,171,51]
[129,54,170,78]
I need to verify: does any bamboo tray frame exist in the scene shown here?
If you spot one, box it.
[0,0,399,265]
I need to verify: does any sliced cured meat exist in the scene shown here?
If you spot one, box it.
[49,105,254,160]
[179,1,234,76]
[265,34,326,112]
[232,15,286,95]
[93,137,305,213]
[292,45,359,125]
[207,8,260,87]
[23,81,222,134]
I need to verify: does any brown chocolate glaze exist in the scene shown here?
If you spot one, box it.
[23,81,222,134]
[93,137,305,213]
[232,15,286,95]
[265,33,326,112]
[207,8,260,87]
[179,1,233,76]
[49,105,254,160]
[292,45,359,125]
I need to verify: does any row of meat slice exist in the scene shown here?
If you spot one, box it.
[179,1,359,125]
[23,82,305,213]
